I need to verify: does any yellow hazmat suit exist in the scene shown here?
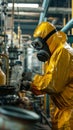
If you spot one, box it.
[31,22,73,130]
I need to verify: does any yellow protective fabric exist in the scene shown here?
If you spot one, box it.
[33,21,56,39]
[33,21,67,54]
[31,22,73,130]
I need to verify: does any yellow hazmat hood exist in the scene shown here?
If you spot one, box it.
[33,22,67,53]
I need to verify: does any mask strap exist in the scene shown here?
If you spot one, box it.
[42,29,57,56]
[43,29,57,42]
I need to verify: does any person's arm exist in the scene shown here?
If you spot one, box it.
[31,47,70,95]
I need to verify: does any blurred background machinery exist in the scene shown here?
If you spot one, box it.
[0,0,73,73]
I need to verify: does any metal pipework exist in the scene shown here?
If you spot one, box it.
[0,54,9,85]
[39,0,51,24]
[61,19,73,33]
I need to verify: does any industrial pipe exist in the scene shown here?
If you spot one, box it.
[61,18,73,33]
[0,7,71,14]
[39,0,51,24]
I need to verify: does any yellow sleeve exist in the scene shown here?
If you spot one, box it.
[31,47,70,95]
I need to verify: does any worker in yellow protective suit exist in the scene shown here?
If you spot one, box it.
[23,21,73,130]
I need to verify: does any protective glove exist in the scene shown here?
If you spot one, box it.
[20,80,31,91]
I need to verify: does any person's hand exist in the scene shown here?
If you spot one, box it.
[21,80,31,90]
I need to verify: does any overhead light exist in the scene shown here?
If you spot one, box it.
[8,3,39,8]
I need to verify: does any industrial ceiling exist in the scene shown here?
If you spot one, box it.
[0,0,72,39]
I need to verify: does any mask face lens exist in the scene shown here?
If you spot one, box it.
[31,38,43,50]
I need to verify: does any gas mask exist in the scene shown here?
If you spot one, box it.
[31,29,57,62]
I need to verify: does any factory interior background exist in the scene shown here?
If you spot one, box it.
[0,0,73,130]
